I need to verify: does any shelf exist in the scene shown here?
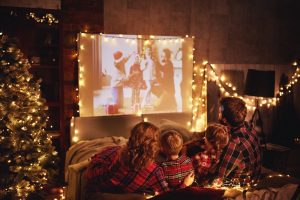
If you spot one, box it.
[46,102,60,107]
[30,64,59,69]
[48,131,61,139]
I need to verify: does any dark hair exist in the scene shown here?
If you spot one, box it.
[121,122,159,171]
[219,97,247,127]
[160,130,183,156]
[205,123,229,150]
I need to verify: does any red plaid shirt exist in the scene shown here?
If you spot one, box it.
[214,122,262,183]
[161,154,194,189]
[85,146,169,194]
[185,139,219,185]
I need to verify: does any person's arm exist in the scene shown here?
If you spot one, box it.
[180,172,195,188]
[149,166,169,194]
[214,142,241,182]
[85,146,120,180]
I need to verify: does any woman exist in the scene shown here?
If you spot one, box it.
[85,122,194,195]
[141,47,155,109]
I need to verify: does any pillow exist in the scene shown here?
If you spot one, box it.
[158,119,193,143]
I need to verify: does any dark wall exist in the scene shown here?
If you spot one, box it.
[104,0,300,64]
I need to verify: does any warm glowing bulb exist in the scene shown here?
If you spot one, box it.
[293,61,298,66]
[73,136,79,142]
[202,60,208,65]
[136,110,142,116]
[220,75,225,81]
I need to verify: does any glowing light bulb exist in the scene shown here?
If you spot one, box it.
[202,60,208,65]
[73,136,79,142]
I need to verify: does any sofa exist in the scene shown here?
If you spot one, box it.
[65,113,300,200]
[65,112,194,200]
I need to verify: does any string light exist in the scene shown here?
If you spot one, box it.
[76,32,299,134]
[204,62,300,109]
[26,12,59,25]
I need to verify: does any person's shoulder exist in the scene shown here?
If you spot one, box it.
[179,154,193,164]
[148,162,165,175]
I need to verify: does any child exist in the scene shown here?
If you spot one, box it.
[160,130,194,190]
[186,123,229,186]
[127,55,146,112]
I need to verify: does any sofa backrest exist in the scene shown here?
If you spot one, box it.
[70,112,193,145]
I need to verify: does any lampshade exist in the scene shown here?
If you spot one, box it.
[244,69,275,98]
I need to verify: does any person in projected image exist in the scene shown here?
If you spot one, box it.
[110,50,132,110]
[156,48,177,111]
[127,54,146,112]
[141,46,156,109]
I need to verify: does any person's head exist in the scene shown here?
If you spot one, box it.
[205,124,229,151]
[113,51,123,62]
[218,97,247,127]
[160,130,183,157]
[124,122,160,171]
[161,48,171,62]
[145,46,152,58]
[134,54,140,64]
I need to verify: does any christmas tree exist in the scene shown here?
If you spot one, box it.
[0,35,58,199]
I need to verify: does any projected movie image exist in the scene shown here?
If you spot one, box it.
[78,34,193,116]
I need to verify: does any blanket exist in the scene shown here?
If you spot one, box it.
[65,136,128,200]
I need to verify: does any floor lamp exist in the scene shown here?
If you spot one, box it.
[244,69,275,146]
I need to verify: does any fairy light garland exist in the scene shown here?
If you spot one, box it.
[26,12,59,25]
[74,32,206,137]
[7,10,59,25]
[74,32,299,139]
[204,61,300,110]
[279,61,300,96]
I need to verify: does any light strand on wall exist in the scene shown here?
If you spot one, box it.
[204,61,300,111]
[279,61,300,96]
[80,32,191,42]
[76,33,198,116]
[76,33,206,132]
[206,62,278,110]
[26,12,59,25]
[190,60,207,132]
[74,32,299,136]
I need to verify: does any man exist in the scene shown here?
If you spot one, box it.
[213,97,262,185]
[111,51,131,109]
